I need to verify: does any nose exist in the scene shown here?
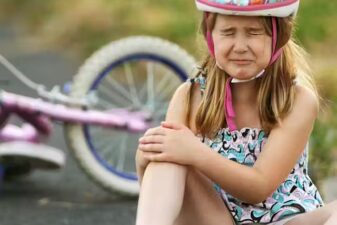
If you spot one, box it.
[232,35,248,53]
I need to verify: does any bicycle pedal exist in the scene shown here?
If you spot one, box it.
[0,141,65,170]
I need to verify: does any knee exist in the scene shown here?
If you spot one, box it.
[322,200,337,221]
[329,200,337,215]
[145,162,188,179]
[146,162,187,174]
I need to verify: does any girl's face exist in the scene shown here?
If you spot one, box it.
[212,15,272,80]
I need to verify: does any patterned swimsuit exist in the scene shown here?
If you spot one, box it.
[189,75,324,224]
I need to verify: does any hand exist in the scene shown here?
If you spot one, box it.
[135,147,152,184]
[135,147,151,172]
[138,121,203,165]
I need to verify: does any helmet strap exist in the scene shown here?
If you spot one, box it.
[269,17,283,65]
[205,12,215,57]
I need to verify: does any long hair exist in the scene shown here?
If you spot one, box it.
[185,13,318,139]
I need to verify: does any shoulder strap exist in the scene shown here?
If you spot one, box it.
[187,75,206,96]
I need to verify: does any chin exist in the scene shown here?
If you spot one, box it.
[231,73,254,80]
[230,68,261,79]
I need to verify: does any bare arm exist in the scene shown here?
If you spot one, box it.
[191,86,319,204]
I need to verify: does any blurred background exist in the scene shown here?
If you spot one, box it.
[0,0,336,223]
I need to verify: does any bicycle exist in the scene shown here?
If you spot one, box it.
[0,36,196,196]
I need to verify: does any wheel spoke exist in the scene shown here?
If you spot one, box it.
[155,71,172,94]
[91,129,121,166]
[124,63,142,107]
[138,65,171,100]
[101,144,115,165]
[98,85,130,108]
[95,131,115,155]
[96,98,118,110]
[105,73,134,103]
[146,62,155,112]
[116,133,128,171]
[152,102,169,120]
[156,81,177,103]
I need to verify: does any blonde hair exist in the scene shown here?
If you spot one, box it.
[186,14,318,138]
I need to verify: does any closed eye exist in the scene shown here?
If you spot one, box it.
[220,28,235,36]
[247,28,264,35]
[221,32,235,36]
[249,32,263,35]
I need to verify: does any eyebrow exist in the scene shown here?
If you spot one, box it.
[220,27,236,32]
[247,27,264,32]
[219,27,264,32]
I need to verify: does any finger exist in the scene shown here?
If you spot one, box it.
[138,143,163,152]
[161,121,184,130]
[143,127,154,136]
[142,152,159,162]
[142,152,168,162]
[139,135,164,144]
[143,127,166,136]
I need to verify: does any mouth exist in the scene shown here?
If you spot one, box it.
[230,59,253,65]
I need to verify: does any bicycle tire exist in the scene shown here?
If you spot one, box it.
[64,36,196,195]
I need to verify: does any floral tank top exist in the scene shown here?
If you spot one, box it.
[188,75,324,224]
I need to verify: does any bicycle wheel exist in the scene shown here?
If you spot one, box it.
[64,36,196,195]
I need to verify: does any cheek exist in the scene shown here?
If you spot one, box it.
[254,38,272,64]
[213,39,231,61]
[213,32,230,53]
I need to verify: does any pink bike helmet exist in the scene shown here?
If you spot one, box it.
[194,0,300,131]
[196,0,299,17]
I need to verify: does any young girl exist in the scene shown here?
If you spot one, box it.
[135,0,337,224]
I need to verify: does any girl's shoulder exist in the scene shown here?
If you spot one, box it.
[293,83,319,117]
[273,83,319,135]
[171,75,204,134]
[170,74,204,109]
[164,82,191,127]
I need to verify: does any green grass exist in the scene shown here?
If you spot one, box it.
[296,0,337,48]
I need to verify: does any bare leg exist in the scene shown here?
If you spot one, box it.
[285,200,337,225]
[135,162,187,225]
[324,211,337,225]
[135,161,235,225]
[174,168,235,225]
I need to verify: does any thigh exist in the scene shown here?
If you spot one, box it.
[284,200,337,225]
[174,167,235,225]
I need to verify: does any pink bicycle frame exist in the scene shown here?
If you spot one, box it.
[0,90,150,142]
